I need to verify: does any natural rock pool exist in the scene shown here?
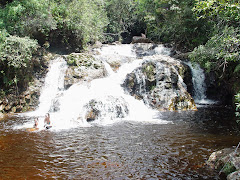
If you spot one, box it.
[1,106,239,179]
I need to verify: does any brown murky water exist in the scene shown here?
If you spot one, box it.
[0,106,240,179]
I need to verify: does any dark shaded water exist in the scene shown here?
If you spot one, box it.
[0,106,240,179]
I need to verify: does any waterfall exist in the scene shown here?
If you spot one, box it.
[53,58,162,128]
[18,44,173,130]
[28,57,67,116]
[186,62,215,105]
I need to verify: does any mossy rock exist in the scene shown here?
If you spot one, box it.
[168,94,197,111]
[142,62,156,82]
[66,53,95,67]
[207,147,240,177]
[222,162,236,175]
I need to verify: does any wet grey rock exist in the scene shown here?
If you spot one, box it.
[64,53,107,89]
[122,56,196,111]
[228,170,240,180]
[84,96,129,121]
[207,147,240,179]
[133,43,171,58]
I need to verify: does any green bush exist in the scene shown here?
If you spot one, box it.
[0,31,39,89]
[135,0,209,50]
[0,0,108,50]
[0,0,56,43]
[189,26,240,72]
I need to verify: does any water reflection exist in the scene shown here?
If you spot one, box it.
[0,106,240,179]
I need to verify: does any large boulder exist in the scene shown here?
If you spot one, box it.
[122,56,196,111]
[132,34,153,44]
[84,96,129,122]
[207,147,240,179]
[64,53,107,89]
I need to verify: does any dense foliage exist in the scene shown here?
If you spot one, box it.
[0,0,108,51]
[0,0,108,93]
[104,0,145,42]
[135,0,210,50]
[189,26,240,73]
[0,29,39,94]
[190,0,240,72]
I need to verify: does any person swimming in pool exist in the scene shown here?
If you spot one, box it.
[44,113,51,129]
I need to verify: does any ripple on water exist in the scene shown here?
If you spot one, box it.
[0,107,239,179]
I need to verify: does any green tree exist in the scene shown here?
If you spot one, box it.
[135,0,209,50]
[190,0,240,116]
[66,0,108,47]
[0,30,39,90]
[0,0,57,44]
[104,0,145,42]
[190,1,240,73]
[0,0,108,51]
[193,0,240,28]
[190,26,240,73]
[105,0,139,33]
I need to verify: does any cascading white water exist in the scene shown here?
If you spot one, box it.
[15,57,68,130]
[36,57,67,113]
[54,55,163,129]
[186,62,207,100]
[27,57,67,116]
[18,44,173,130]
[186,62,215,105]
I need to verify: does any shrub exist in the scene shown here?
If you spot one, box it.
[0,0,108,51]
[0,0,57,44]
[0,32,39,89]
[189,26,240,73]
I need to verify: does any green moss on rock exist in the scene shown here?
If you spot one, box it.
[142,62,156,82]
[66,53,95,67]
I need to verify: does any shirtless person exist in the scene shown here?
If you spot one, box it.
[44,113,51,129]
[33,118,39,129]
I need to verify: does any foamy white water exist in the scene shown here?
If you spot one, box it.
[29,57,67,116]
[185,61,216,105]
[99,44,136,57]
[54,58,166,129]
[17,44,175,131]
